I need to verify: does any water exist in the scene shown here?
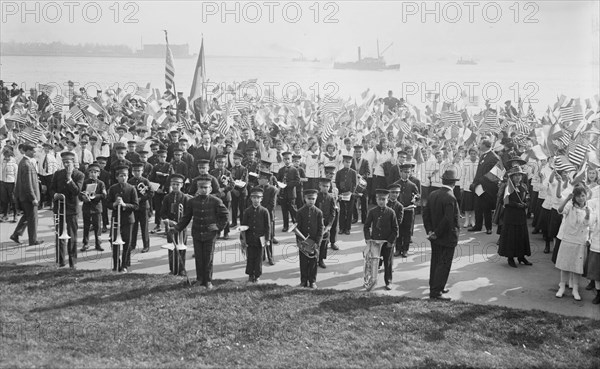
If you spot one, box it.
[1,55,598,115]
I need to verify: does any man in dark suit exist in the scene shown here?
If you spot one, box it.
[364,189,399,290]
[236,127,258,158]
[189,132,218,170]
[230,151,248,227]
[172,175,229,289]
[423,169,461,300]
[176,91,187,120]
[51,152,85,268]
[351,145,370,224]
[295,189,324,289]
[469,139,500,234]
[10,143,43,246]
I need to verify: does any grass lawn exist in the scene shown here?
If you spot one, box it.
[1,263,599,368]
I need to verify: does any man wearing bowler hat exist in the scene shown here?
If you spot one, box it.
[423,168,461,300]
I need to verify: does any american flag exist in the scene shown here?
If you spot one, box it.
[440,111,461,125]
[554,155,576,173]
[399,119,411,135]
[480,109,500,133]
[20,127,44,143]
[164,31,176,91]
[321,116,336,141]
[559,104,584,123]
[38,84,54,96]
[552,130,572,148]
[513,119,531,135]
[567,142,589,168]
[232,99,252,112]
[319,100,344,118]
[69,106,84,120]
[216,117,230,136]
[178,117,193,132]
[6,115,28,125]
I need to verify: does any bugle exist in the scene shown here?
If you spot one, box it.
[363,239,387,291]
[111,202,124,270]
[288,223,318,258]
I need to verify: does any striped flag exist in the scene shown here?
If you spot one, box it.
[69,106,84,120]
[322,116,336,141]
[164,30,176,91]
[52,95,65,109]
[567,142,589,168]
[554,155,576,172]
[399,119,411,135]
[513,119,530,135]
[480,109,500,133]
[440,111,461,125]
[5,114,28,125]
[319,100,344,118]
[20,127,44,143]
[38,84,54,96]
[216,117,230,136]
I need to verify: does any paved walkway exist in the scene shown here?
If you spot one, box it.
[1,207,598,319]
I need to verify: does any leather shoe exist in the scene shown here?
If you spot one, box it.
[309,283,317,289]
[442,288,450,294]
[318,260,326,269]
[9,234,21,244]
[281,227,288,233]
[430,294,451,301]
[485,229,493,235]
[330,243,339,250]
[467,227,481,232]
[400,252,408,258]
[29,241,44,246]
[95,246,104,252]
[141,247,150,253]
[586,280,595,291]
[272,238,279,244]
[268,259,275,266]
[80,245,89,252]
[384,284,392,291]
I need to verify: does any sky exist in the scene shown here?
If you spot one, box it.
[1,0,598,63]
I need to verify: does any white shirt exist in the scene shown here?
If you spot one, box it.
[557,201,590,244]
[461,158,478,191]
[373,149,392,176]
[37,151,59,176]
[364,148,376,178]
[426,160,447,187]
[304,149,322,178]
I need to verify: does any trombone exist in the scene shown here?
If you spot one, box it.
[161,203,187,275]
[111,202,125,271]
[54,194,70,264]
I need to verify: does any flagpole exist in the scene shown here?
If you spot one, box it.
[164,30,177,108]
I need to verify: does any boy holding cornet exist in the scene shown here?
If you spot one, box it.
[80,163,106,252]
[160,174,189,276]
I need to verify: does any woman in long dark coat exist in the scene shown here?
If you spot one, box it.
[498,162,531,268]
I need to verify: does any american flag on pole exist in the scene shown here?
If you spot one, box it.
[321,116,336,141]
[319,100,344,118]
[38,84,55,96]
[554,155,576,172]
[68,106,84,120]
[164,30,176,91]
[480,109,500,133]
[399,119,411,135]
[20,127,44,143]
[567,141,589,168]
[440,111,461,125]
[216,117,230,136]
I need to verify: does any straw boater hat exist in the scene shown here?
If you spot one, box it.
[506,157,526,176]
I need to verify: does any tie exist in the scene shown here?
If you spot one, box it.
[277,152,282,163]
[42,155,48,172]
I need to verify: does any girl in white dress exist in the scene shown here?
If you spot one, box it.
[555,186,591,301]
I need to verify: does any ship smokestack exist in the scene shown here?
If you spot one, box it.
[358,47,361,61]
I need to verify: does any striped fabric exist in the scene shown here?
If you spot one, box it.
[567,142,588,168]
[554,155,576,172]
[165,43,175,91]
[322,116,335,141]
[441,111,461,124]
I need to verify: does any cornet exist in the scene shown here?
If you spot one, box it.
[54,194,70,264]
[137,182,149,196]
[288,223,318,258]
[162,203,187,275]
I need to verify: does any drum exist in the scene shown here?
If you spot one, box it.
[340,192,352,201]
[234,180,247,189]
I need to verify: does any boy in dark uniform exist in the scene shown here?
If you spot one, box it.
[335,155,357,235]
[351,145,371,223]
[293,154,307,210]
[129,162,154,253]
[171,175,229,289]
[125,140,141,163]
[316,177,336,269]
[188,159,220,196]
[138,150,153,178]
[51,152,85,268]
[230,151,248,227]
[170,148,189,180]
[160,174,189,276]
[147,142,161,166]
[96,156,111,232]
[110,146,132,184]
[178,138,195,175]
[386,183,405,263]
[258,170,279,263]
[107,165,139,273]
[80,163,106,252]
[392,163,420,257]
[295,189,324,288]
[209,155,233,239]
[241,187,271,282]
[149,149,170,233]
[324,165,339,250]
[364,189,399,290]
[277,151,300,232]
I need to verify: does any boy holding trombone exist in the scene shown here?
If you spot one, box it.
[160,173,189,276]
[107,165,139,273]
[51,152,85,268]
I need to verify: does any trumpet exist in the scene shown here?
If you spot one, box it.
[137,182,149,196]
[288,223,318,258]
[54,194,70,264]
[162,203,187,276]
